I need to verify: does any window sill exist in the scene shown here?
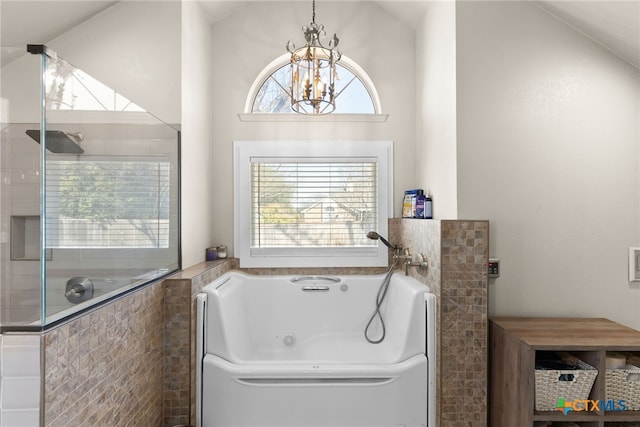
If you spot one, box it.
[237,113,389,123]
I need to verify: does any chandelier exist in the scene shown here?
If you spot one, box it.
[286,0,341,115]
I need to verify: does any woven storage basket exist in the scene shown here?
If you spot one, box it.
[534,353,598,411]
[605,352,640,410]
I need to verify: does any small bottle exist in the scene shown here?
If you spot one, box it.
[216,245,227,259]
[414,195,425,218]
[424,195,433,219]
[205,247,217,261]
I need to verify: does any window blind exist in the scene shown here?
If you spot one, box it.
[251,161,378,248]
[45,159,171,248]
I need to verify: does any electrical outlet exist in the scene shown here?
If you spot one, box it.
[629,248,640,282]
[488,258,500,278]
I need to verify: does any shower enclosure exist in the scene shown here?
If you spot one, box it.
[0,45,180,328]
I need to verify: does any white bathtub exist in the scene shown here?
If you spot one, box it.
[196,271,436,427]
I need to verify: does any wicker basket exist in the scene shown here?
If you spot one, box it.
[605,352,640,410]
[534,353,598,411]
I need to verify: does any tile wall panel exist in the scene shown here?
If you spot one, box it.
[440,220,488,427]
[393,218,488,427]
[162,259,238,427]
[43,281,164,427]
[392,218,442,425]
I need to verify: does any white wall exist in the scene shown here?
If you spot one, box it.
[181,0,215,267]
[210,1,416,256]
[415,1,457,219]
[455,1,640,328]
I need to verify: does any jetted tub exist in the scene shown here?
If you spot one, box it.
[196,271,436,427]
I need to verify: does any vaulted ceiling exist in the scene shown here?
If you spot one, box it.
[534,0,639,68]
[0,0,118,66]
[1,0,638,68]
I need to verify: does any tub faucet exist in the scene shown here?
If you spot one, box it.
[400,249,429,275]
[366,232,428,273]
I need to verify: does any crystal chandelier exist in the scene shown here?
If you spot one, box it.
[286,0,341,115]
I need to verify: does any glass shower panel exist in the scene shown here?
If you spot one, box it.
[0,45,179,328]
[42,51,180,324]
[0,48,44,327]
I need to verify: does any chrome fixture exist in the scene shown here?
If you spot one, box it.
[65,277,94,304]
[286,0,341,114]
[290,276,341,283]
[402,250,429,276]
[301,286,330,292]
[367,231,428,275]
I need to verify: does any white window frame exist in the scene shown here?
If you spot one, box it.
[243,53,383,114]
[234,140,393,268]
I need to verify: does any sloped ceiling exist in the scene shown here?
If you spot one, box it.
[1,0,638,69]
[534,0,639,68]
[0,0,118,66]
[198,0,640,69]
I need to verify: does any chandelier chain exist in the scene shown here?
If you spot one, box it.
[312,0,316,24]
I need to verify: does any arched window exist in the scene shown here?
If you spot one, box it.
[246,54,381,114]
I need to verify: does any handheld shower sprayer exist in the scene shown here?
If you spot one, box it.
[365,231,401,344]
[366,231,399,251]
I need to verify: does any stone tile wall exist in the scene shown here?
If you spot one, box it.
[43,281,164,427]
[163,259,238,427]
[440,220,488,426]
[162,278,191,427]
[39,259,238,427]
[393,218,488,427]
[392,218,442,425]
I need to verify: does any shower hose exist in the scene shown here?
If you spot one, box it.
[364,257,398,344]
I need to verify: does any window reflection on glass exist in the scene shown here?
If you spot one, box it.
[46,61,144,112]
[46,159,171,249]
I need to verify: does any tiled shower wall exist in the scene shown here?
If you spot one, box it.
[0,128,41,325]
[43,282,165,427]
[37,259,237,427]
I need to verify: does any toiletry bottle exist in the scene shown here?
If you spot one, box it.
[206,247,217,261]
[217,245,228,259]
[415,194,425,218]
[424,194,433,219]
